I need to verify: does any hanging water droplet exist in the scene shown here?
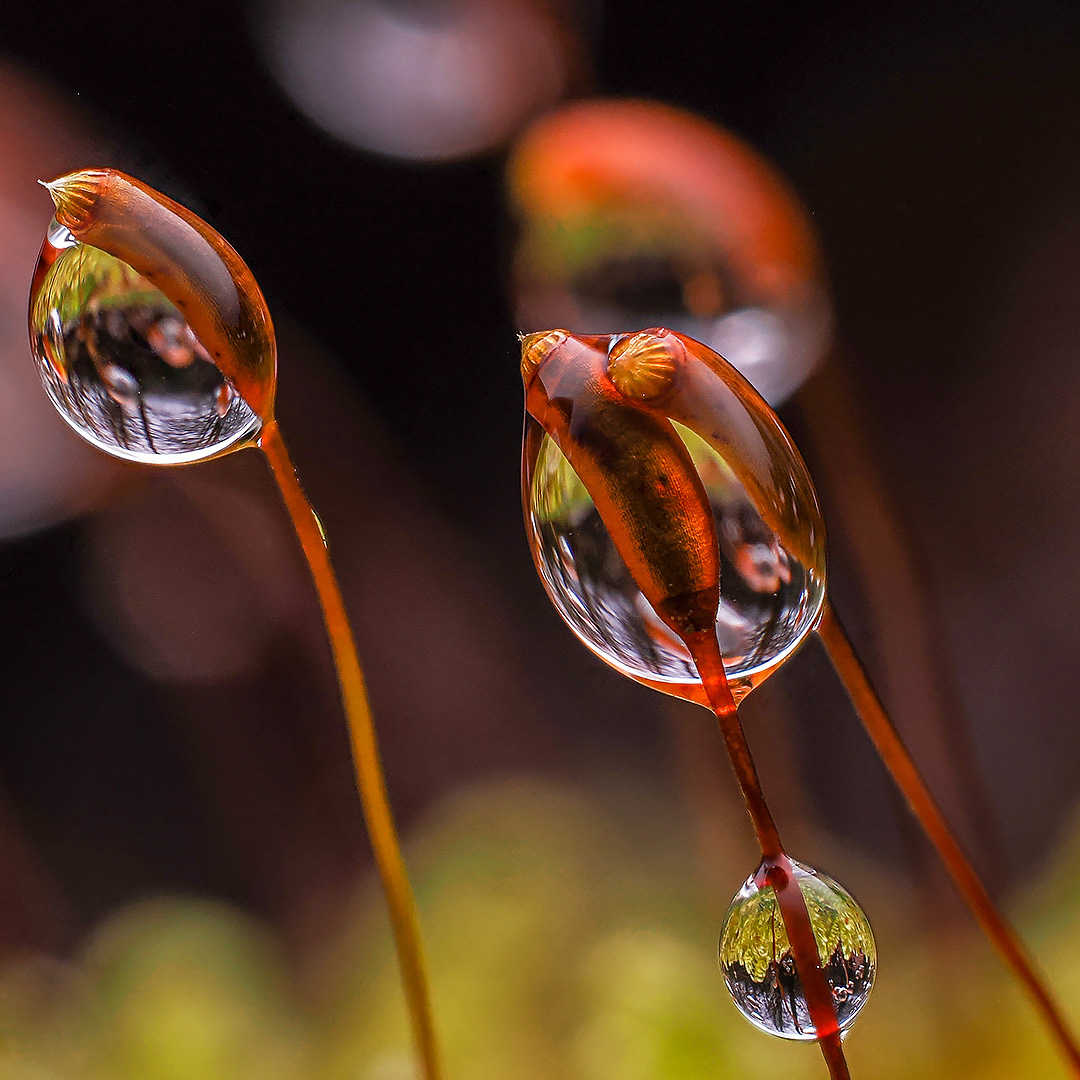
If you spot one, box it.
[28,219,261,464]
[524,418,825,694]
[718,859,876,1041]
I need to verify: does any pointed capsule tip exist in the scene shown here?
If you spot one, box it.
[519,329,563,351]
[41,169,109,234]
[519,329,569,385]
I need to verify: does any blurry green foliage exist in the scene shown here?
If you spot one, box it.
[0,778,1077,1079]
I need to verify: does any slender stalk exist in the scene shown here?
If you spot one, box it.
[685,630,850,1080]
[259,420,442,1080]
[817,602,1080,1076]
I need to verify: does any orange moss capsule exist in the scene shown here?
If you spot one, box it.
[522,325,1080,1080]
[36,168,276,428]
[522,327,850,1075]
[604,327,822,572]
[522,327,825,700]
[27,169,442,1080]
[522,328,720,638]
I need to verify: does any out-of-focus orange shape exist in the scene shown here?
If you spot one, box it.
[509,99,823,315]
[509,100,831,405]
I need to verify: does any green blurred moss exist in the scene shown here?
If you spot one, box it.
[0,779,1077,1079]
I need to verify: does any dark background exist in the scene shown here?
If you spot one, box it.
[8,0,1079,506]
[3,0,1080,953]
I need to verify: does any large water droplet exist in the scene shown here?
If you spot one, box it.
[524,420,825,695]
[28,219,261,464]
[718,859,876,1041]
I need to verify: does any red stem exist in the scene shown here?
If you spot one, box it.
[685,630,850,1080]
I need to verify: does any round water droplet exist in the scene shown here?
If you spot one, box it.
[28,220,261,464]
[524,419,825,695]
[510,100,831,404]
[719,860,876,1041]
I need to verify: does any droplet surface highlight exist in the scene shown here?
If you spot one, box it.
[525,421,825,693]
[719,860,876,1040]
[29,219,260,464]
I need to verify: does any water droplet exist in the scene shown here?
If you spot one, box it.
[524,419,825,693]
[718,859,876,1041]
[28,220,261,464]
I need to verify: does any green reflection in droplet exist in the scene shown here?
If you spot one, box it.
[719,859,876,1041]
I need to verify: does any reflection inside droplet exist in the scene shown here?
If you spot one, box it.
[525,420,825,692]
[718,859,876,1041]
[29,219,261,464]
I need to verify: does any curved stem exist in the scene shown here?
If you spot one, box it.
[685,630,850,1080]
[817,602,1080,1076]
[259,420,443,1080]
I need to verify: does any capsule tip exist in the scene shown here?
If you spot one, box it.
[520,329,569,386]
[41,169,110,235]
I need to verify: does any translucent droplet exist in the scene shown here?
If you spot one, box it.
[524,420,825,695]
[510,100,831,404]
[718,860,876,1041]
[28,219,261,464]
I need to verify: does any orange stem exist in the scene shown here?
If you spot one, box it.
[818,602,1080,1076]
[685,630,850,1080]
[259,420,442,1080]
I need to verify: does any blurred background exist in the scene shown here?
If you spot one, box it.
[1,0,1080,1075]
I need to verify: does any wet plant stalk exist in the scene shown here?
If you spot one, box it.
[685,630,851,1080]
[260,420,443,1080]
[817,602,1080,1077]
